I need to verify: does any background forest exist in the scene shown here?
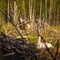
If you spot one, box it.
[0,0,60,44]
[0,0,60,60]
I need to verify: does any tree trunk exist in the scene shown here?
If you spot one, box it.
[49,0,53,25]
[45,0,47,21]
[29,0,33,31]
[22,0,26,18]
[53,1,56,25]
[7,0,9,22]
[39,0,42,21]
[29,0,32,21]
[14,1,17,25]
[39,0,42,32]
[32,0,35,31]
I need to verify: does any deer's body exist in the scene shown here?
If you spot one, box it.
[19,17,30,30]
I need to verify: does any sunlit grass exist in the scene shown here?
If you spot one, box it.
[0,22,19,38]
[0,23,60,46]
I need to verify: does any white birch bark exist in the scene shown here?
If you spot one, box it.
[29,0,33,31]
[14,1,17,24]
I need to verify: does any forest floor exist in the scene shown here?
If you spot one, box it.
[0,23,60,60]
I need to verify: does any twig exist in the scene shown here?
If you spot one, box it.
[3,53,15,57]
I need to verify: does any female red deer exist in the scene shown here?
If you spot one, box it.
[17,17,30,31]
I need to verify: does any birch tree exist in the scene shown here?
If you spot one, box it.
[22,0,26,18]
[29,0,32,21]
[7,0,9,22]
[45,0,47,21]
[29,0,33,31]
[14,1,17,25]
[49,0,53,25]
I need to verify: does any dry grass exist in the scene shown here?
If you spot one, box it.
[36,48,60,60]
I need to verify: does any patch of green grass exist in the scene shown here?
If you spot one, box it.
[25,32,38,45]
[0,22,19,38]
[29,32,37,37]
